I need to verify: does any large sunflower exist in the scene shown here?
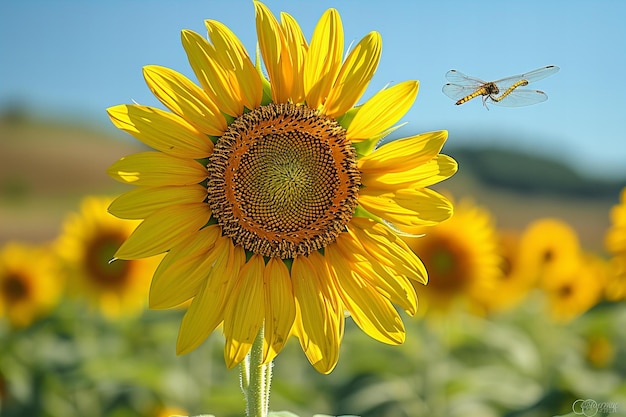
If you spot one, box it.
[107,2,456,373]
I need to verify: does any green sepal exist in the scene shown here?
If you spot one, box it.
[224,113,235,126]
[352,138,378,158]
[352,122,407,158]
[336,105,359,130]
[282,258,293,273]
[255,43,273,106]
[353,205,382,224]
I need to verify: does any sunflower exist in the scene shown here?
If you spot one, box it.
[55,196,160,318]
[516,218,581,285]
[605,187,626,300]
[539,253,606,322]
[0,242,62,328]
[477,229,534,313]
[107,2,456,373]
[585,334,615,368]
[400,198,502,314]
[154,406,189,417]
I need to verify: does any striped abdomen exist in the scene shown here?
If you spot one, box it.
[492,79,529,102]
[455,82,498,105]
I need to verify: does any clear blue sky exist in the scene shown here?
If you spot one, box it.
[1,0,625,179]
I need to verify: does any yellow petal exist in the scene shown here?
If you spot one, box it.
[114,203,211,259]
[346,80,418,142]
[181,29,244,116]
[336,229,420,312]
[255,2,293,103]
[326,243,405,344]
[143,65,227,136]
[355,261,419,316]
[607,189,626,253]
[304,8,343,110]
[348,217,427,285]
[107,152,207,186]
[263,257,295,363]
[358,188,453,231]
[280,11,308,103]
[205,20,263,110]
[149,227,222,309]
[152,225,223,278]
[223,254,265,368]
[363,154,458,190]
[177,240,245,354]
[108,185,207,220]
[358,130,447,174]
[107,105,213,159]
[292,252,343,374]
[323,32,381,118]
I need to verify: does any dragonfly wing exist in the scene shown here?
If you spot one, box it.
[489,89,548,107]
[519,65,560,83]
[442,83,479,101]
[445,70,486,86]
[494,65,560,90]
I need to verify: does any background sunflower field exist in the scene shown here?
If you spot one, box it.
[1,111,624,417]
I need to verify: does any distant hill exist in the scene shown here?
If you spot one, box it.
[448,146,624,198]
[0,114,143,243]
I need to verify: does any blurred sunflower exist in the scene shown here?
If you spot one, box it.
[155,406,189,417]
[585,334,615,368]
[401,199,502,313]
[107,2,456,373]
[540,254,606,322]
[478,229,534,313]
[55,196,160,318]
[516,218,581,285]
[605,187,626,300]
[0,242,62,328]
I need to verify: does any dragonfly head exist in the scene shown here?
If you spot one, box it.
[484,82,499,95]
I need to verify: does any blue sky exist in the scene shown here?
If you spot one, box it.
[1,0,625,179]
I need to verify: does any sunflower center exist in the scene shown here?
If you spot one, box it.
[86,232,132,289]
[1,273,30,303]
[557,283,574,299]
[208,103,360,258]
[421,236,471,294]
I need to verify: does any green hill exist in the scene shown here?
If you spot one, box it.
[449,146,624,198]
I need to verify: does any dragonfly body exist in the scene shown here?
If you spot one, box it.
[492,79,529,103]
[455,81,499,105]
[443,65,559,108]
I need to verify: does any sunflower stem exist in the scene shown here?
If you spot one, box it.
[242,325,271,417]
[240,353,250,397]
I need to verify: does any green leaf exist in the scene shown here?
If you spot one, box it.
[313,415,361,417]
[268,412,300,417]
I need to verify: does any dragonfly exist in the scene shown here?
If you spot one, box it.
[442,65,559,108]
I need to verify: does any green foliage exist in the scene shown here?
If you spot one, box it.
[1,297,624,417]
